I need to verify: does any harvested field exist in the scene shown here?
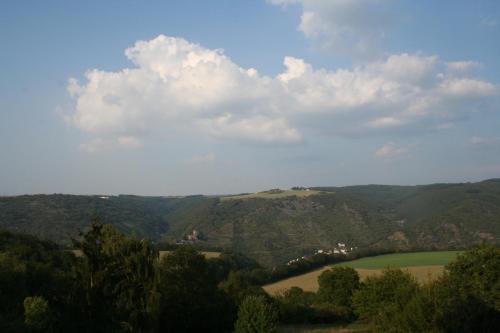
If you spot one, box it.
[264,251,460,294]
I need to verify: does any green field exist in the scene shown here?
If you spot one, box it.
[334,251,462,269]
[220,189,323,201]
[264,251,462,294]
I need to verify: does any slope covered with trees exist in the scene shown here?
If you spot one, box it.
[1,179,499,267]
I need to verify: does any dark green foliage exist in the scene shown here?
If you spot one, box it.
[2,179,500,268]
[352,268,419,331]
[219,271,268,306]
[0,230,76,332]
[23,296,53,332]
[155,246,235,333]
[317,267,360,309]
[234,295,278,333]
[0,224,499,332]
[419,246,500,332]
[72,218,159,332]
[348,246,500,332]
[274,287,316,324]
[445,246,500,310]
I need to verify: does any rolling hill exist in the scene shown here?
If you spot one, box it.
[1,179,499,267]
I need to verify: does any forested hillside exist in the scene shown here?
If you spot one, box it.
[1,179,499,267]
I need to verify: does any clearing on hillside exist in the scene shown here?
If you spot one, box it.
[220,189,323,201]
[264,251,461,295]
[159,250,220,259]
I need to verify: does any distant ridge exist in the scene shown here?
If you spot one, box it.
[1,178,499,267]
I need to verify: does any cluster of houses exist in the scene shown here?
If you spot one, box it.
[286,242,354,266]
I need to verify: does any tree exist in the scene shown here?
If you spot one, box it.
[23,296,52,332]
[351,247,500,332]
[274,287,316,324]
[423,246,500,332]
[155,246,234,333]
[445,245,500,311]
[234,295,278,333]
[317,267,360,308]
[352,268,419,331]
[219,271,267,306]
[73,218,159,332]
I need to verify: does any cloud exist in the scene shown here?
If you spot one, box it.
[270,0,393,56]
[480,18,498,27]
[375,142,409,159]
[189,153,215,164]
[446,61,481,73]
[469,136,500,147]
[67,35,499,150]
[79,136,142,153]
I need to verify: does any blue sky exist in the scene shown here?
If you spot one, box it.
[1,0,500,195]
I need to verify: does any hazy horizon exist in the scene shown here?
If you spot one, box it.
[2,177,499,198]
[2,1,500,196]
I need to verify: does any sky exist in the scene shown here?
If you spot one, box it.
[1,0,500,196]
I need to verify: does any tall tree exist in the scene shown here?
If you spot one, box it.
[234,295,278,333]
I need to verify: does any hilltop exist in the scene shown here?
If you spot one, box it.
[1,179,499,267]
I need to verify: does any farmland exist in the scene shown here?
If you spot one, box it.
[264,251,461,294]
[220,189,323,201]
[159,250,220,259]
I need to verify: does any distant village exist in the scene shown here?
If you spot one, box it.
[286,242,355,266]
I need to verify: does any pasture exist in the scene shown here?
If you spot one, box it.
[158,250,220,259]
[264,251,461,294]
[278,323,370,333]
[220,189,323,201]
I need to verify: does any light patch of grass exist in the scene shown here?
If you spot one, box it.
[264,251,461,295]
[220,189,324,201]
[334,251,461,269]
[264,265,445,295]
[278,323,370,333]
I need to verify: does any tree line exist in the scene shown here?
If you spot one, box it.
[0,218,498,332]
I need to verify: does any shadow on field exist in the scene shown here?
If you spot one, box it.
[278,323,371,333]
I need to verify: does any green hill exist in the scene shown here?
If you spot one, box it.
[1,179,499,267]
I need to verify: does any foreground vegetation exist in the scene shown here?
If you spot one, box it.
[0,222,498,332]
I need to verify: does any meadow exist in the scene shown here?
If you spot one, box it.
[264,251,461,294]
[159,250,220,259]
[220,189,323,201]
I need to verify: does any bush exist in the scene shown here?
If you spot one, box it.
[23,296,52,332]
[275,287,316,324]
[235,295,278,333]
[352,268,419,331]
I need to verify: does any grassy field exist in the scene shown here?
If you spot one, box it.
[220,189,323,201]
[335,251,461,269]
[278,323,370,333]
[158,250,220,259]
[264,251,461,294]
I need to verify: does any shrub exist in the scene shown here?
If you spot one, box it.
[235,295,278,333]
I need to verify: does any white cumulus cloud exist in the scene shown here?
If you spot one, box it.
[67,35,499,150]
[270,0,393,56]
[375,142,409,159]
